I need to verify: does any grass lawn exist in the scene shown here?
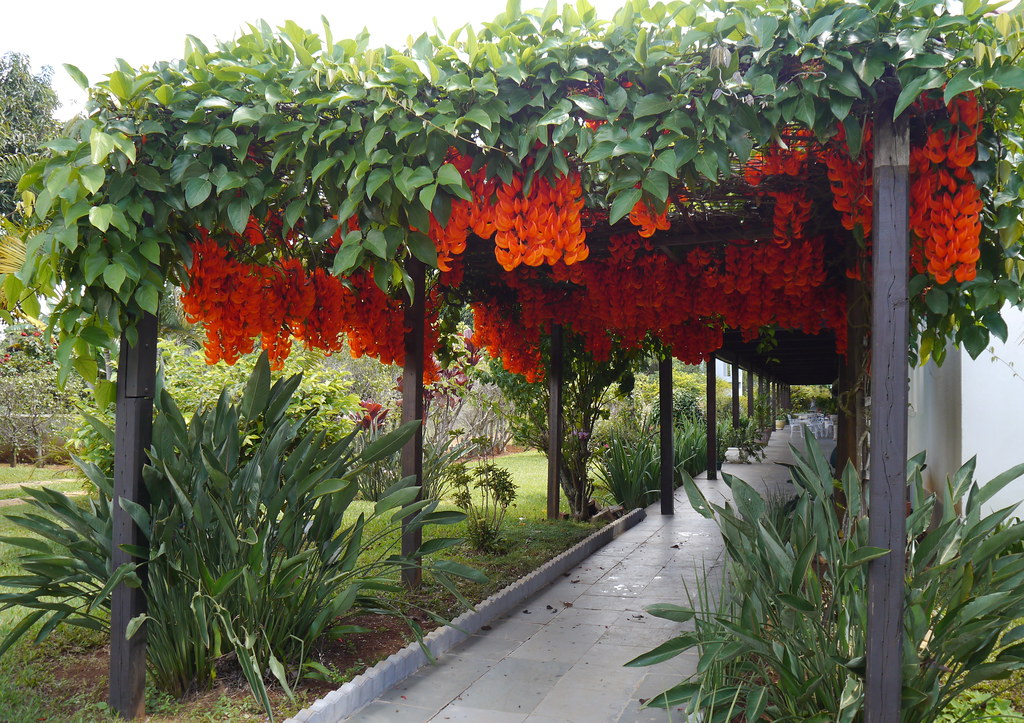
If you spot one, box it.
[0,465,79,486]
[0,449,597,722]
[0,479,83,502]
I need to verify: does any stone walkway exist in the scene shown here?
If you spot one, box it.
[346,430,834,722]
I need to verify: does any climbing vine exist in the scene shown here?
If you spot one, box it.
[5,0,1024,383]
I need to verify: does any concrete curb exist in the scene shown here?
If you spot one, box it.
[284,507,647,723]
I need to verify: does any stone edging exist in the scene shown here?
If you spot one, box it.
[285,507,647,723]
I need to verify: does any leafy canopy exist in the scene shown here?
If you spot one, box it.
[9,0,1024,376]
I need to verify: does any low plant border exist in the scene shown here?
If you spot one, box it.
[285,507,647,723]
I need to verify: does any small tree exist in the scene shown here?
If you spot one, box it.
[481,332,646,520]
[0,52,59,219]
[0,327,84,464]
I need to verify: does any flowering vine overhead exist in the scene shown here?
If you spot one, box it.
[9,0,1024,381]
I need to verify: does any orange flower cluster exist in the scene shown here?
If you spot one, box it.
[426,150,589,272]
[745,135,815,247]
[469,227,846,377]
[471,299,544,381]
[770,191,813,247]
[909,93,984,284]
[822,122,874,237]
[628,201,670,237]
[182,237,264,365]
[183,233,440,377]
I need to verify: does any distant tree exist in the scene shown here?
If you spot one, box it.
[0,52,60,218]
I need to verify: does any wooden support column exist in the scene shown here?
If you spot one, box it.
[706,355,717,480]
[746,369,754,418]
[865,102,910,723]
[401,259,426,589]
[839,267,870,475]
[758,374,766,427]
[110,314,157,719]
[547,325,564,520]
[659,354,674,514]
[731,363,740,427]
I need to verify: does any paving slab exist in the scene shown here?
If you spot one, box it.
[339,430,834,721]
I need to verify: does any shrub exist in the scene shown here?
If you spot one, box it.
[674,416,706,479]
[0,355,482,719]
[629,430,1024,722]
[450,462,517,553]
[594,429,660,510]
[68,343,361,473]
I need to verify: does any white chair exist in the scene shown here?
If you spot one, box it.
[790,419,804,440]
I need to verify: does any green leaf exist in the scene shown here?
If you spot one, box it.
[88,205,113,232]
[431,559,487,583]
[407,231,437,265]
[463,106,493,130]
[609,187,641,224]
[184,177,212,208]
[944,68,981,106]
[634,94,674,119]
[624,635,696,666]
[79,166,105,195]
[962,324,988,359]
[103,265,126,292]
[63,64,89,91]
[924,288,948,315]
[845,546,890,567]
[89,129,115,164]
[644,604,695,623]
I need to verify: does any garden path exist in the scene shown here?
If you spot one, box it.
[346,429,834,722]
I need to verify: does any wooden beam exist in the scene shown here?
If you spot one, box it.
[547,325,564,520]
[659,354,674,514]
[652,224,773,248]
[731,363,740,427]
[865,101,910,723]
[401,259,426,589]
[706,355,717,480]
[746,369,754,418]
[110,314,157,719]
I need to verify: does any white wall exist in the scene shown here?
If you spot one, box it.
[908,346,962,495]
[960,304,1024,515]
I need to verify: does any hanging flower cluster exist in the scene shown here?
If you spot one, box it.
[822,122,874,238]
[745,134,814,247]
[427,150,589,272]
[469,225,845,381]
[628,200,670,237]
[182,227,439,376]
[909,93,984,284]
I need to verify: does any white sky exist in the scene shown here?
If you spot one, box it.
[3,0,628,120]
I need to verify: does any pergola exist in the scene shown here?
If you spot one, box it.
[10,1,1024,720]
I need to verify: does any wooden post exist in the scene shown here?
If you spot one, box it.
[731,363,740,427]
[840,266,870,475]
[758,374,766,428]
[547,325,564,520]
[401,259,426,588]
[110,314,157,719]
[659,354,674,514]
[746,369,754,418]
[866,101,910,723]
[706,355,717,480]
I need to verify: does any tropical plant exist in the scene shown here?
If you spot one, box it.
[594,428,661,510]
[674,415,707,479]
[450,462,517,553]
[628,431,1024,722]
[0,356,482,719]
